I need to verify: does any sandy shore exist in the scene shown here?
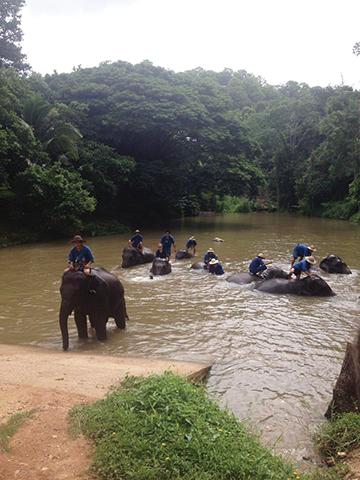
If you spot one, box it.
[0,344,211,480]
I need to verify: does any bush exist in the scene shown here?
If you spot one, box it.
[70,373,298,480]
[216,195,256,213]
[320,200,358,221]
[82,220,130,237]
[315,413,360,459]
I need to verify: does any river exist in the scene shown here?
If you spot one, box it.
[0,213,359,461]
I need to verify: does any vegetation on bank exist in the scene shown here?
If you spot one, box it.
[0,410,35,452]
[316,413,360,460]
[71,373,299,480]
[1,1,360,240]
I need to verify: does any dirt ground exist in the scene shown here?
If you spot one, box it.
[0,344,211,480]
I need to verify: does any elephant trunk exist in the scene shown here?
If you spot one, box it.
[59,301,73,351]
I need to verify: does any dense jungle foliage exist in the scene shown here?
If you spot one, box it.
[1,1,360,239]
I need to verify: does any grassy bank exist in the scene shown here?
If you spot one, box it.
[70,372,299,480]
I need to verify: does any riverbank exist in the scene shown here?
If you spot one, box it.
[0,344,211,479]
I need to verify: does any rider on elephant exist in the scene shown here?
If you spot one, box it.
[203,248,217,269]
[208,258,225,275]
[67,235,94,274]
[155,243,168,260]
[290,243,316,267]
[249,253,272,277]
[289,256,316,280]
[186,236,197,255]
[160,231,176,258]
[129,229,143,251]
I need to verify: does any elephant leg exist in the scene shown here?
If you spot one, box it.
[74,310,88,339]
[114,298,128,329]
[90,313,107,341]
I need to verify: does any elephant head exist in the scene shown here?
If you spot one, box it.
[150,258,172,276]
[319,255,352,274]
[175,249,194,260]
[255,274,335,297]
[59,271,107,351]
[121,246,154,268]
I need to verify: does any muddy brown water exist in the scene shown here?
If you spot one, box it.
[1,213,359,461]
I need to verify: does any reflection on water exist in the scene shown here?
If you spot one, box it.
[0,213,360,460]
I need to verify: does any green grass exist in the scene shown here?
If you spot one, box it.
[0,410,35,452]
[70,372,300,480]
[315,413,360,459]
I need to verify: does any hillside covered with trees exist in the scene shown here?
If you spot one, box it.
[1,0,360,241]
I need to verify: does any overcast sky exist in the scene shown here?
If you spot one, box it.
[22,0,360,88]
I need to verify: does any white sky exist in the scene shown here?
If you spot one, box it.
[22,0,360,88]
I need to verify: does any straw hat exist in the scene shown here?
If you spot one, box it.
[71,235,85,243]
[257,253,265,258]
[209,258,219,265]
[207,248,214,252]
[135,229,140,233]
[309,245,317,252]
[189,236,195,240]
[305,256,316,265]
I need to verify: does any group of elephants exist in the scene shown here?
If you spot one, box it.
[59,244,351,350]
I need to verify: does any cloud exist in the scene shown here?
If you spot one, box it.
[25,0,137,15]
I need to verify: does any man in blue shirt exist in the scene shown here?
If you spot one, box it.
[68,235,94,274]
[160,231,176,258]
[155,243,168,259]
[291,243,316,267]
[208,258,225,275]
[203,248,217,269]
[290,256,316,280]
[129,229,144,251]
[186,236,197,255]
[249,253,272,277]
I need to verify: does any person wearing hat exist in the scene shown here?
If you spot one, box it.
[129,229,144,251]
[208,258,225,275]
[155,243,168,260]
[160,230,176,258]
[67,235,94,274]
[203,248,218,269]
[289,255,316,280]
[290,243,316,267]
[249,253,272,277]
[186,236,197,255]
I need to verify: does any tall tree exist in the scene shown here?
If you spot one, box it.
[0,0,28,72]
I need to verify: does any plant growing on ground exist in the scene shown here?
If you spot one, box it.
[70,372,299,480]
[0,410,35,452]
[315,413,360,459]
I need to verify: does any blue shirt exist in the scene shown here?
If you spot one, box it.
[68,245,94,267]
[209,262,225,275]
[293,259,311,273]
[293,244,311,259]
[204,252,217,264]
[249,256,267,275]
[155,249,167,259]
[186,239,197,249]
[161,234,175,252]
[131,234,143,248]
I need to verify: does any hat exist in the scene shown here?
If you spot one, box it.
[207,248,214,252]
[309,245,317,252]
[305,256,316,265]
[257,253,265,259]
[189,236,195,240]
[135,229,140,233]
[71,235,85,243]
[209,258,219,265]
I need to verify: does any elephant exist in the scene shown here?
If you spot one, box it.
[190,261,206,270]
[121,246,154,268]
[255,274,335,297]
[175,249,194,260]
[319,254,352,274]
[59,267,128,351]
[227,267,288,285]
[150,258,172,276]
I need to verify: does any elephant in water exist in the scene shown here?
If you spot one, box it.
[59,268,128,351]
[319,254,352,274]
[175,249,194,260]
[190,261,206,270]
[122,246,154,268]
[227,267,288,285]
[255,274,335,297]
[150,258,172,276]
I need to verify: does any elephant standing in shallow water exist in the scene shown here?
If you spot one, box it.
[255,274,335,297]
[227,267,288,285]
[175,249,194,260]
[122,246,154,268]
[319,255,351,274]
[59,268,128,351]
[150,258,172,276]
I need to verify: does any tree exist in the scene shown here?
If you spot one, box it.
[0,0,28,72]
